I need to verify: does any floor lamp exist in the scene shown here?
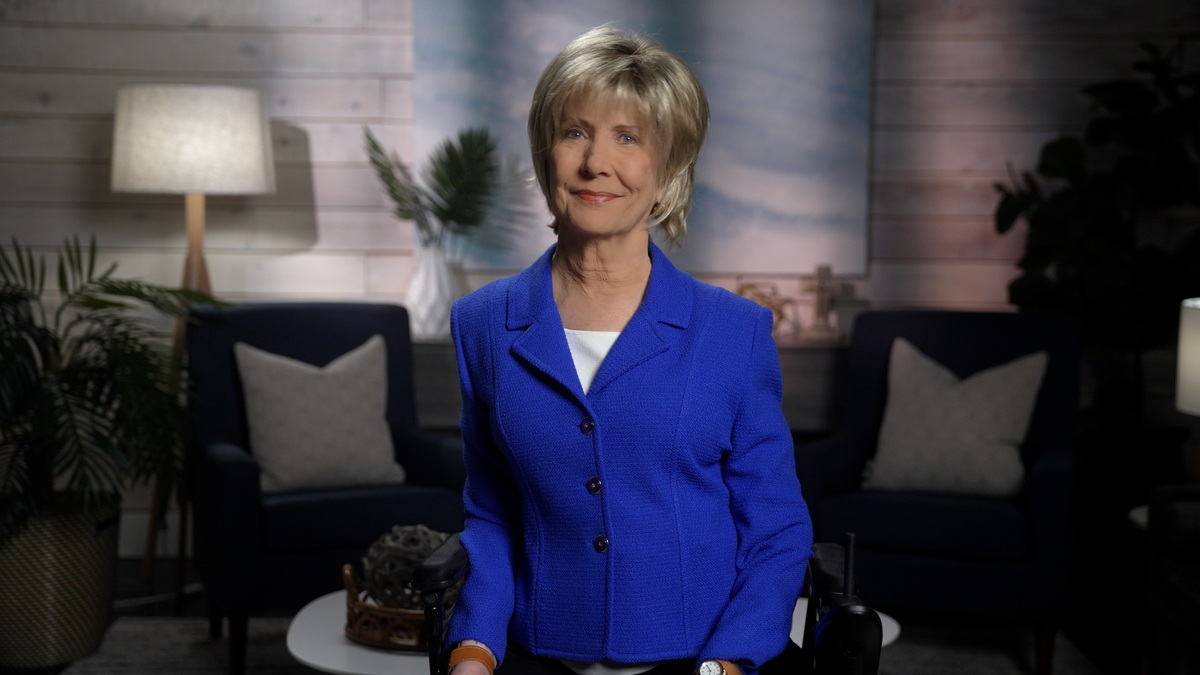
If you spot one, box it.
[111,84,276,594]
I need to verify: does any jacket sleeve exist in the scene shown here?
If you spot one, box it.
[697,307,814,673]
[445,293,522,664]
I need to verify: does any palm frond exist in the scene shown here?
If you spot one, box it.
[0,286,54,429]
[364,127,425,221]
[422,127,499,235]
[0,236,217,543]
[88,279,214,321]
[0,239,46,296]
[41,373,128,502]
[470,155,540,252]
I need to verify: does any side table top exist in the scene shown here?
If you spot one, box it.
[287,591,428,675]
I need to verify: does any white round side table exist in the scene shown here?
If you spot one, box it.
[287,591,429,675]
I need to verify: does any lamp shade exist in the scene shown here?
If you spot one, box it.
[1177,298,1200,415]
[111,85,275,195]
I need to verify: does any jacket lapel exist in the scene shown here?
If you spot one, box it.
[506,241,695,400]
[587,242,693,396]
[507,245,586,400]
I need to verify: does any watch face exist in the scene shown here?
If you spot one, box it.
[699,661,724,675]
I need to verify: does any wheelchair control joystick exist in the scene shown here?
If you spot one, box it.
[802,533,883,675]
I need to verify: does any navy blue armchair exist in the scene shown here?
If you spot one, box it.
[795,310,1079,675]
[186,303,465,675]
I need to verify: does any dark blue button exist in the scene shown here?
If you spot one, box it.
[579,417,595,434]
[586,477,602,494]
[593,535,609,553]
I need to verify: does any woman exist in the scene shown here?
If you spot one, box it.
[446,26,812,675]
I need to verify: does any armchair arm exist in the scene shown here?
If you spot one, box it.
[1024,442,1073,590]
[192,442,263,605]
[414,533,469,675]
[1148,485,1200,563]
[794,433,868,518]
[393,426,466,491]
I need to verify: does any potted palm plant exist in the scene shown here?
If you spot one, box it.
[365,126,532,339]
[0,237,210,668]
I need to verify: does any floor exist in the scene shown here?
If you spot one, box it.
[1,556,1116,675]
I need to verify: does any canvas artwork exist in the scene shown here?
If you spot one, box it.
[414,0,874,276]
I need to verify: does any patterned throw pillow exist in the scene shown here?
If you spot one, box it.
[234,335,405,493]
[863,337,1047,496]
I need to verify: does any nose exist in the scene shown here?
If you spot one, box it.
[581,139,611,177]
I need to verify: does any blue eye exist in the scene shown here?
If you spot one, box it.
[565,129,583,140]
[619,134,637,144]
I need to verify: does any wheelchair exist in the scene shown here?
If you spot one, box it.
[413,534,883,675]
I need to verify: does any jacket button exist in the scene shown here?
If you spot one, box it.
[593,535,609,553]
[586,477,602,494]
[579,417,595,434]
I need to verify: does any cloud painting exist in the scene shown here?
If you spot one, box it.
[415,0,874,275]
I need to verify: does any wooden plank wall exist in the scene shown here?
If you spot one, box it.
[0,0,417,306]
[0,0,418,558]
[2,0,1198,556]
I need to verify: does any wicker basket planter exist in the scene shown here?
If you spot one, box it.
[342,524,461,651]
[343,564,427,651]
[0,501,120,669]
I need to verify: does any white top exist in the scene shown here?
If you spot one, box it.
[564,328,621,394]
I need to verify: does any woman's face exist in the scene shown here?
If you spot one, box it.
[550,92,659,240]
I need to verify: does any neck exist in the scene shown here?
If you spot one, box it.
[551,227,652,331]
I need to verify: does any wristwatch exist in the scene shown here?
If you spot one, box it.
[697,660,726,675]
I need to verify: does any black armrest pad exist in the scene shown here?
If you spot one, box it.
[413,532,469,592]
[810,542,846,600]
[1149,485,1200,562]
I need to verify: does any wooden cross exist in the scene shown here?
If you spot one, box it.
[800,265,847,343]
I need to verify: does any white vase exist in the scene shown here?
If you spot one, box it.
[406,245,460,340]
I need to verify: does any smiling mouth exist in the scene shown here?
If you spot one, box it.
[574,190,619,204]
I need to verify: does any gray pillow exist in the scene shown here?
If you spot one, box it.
[863,337,1047,496]
[234,335,405,493]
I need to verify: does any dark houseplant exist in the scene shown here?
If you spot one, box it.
[0,237,210,668]
[994,39,1200,429]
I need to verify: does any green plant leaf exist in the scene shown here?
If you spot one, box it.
[364,127,428,236]
[422,127,499,235]
[0,236,217,544]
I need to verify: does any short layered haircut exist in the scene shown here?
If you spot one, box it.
[528,26,710,248]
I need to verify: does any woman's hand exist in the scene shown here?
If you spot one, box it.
[449,640,496,675]
[449,660,492,675]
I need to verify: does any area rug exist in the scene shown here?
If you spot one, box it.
[62,616,1102,675]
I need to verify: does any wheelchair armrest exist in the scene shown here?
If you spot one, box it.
[415,533,469,675]
[809,542,847,600]
[414,532,469,592]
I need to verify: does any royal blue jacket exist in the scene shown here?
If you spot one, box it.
[446,242,813,672]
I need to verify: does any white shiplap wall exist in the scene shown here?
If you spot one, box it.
[0,0,420,558]
[0,0,417,308]
[2,0,1199,556]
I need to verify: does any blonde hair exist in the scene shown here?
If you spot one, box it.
[528,26,709,248]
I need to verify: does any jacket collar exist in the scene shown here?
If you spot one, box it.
[506,241,694,399]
